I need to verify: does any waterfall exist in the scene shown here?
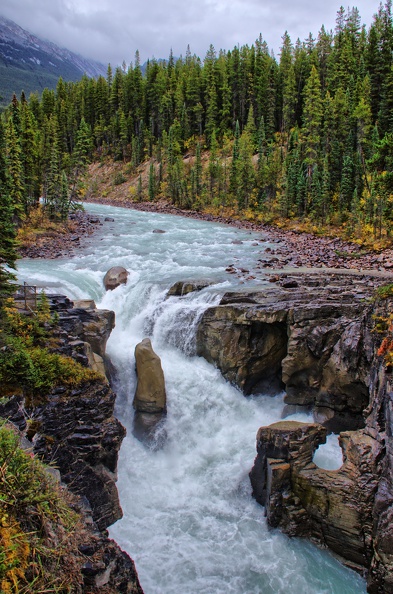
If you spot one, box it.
[16,203,366,594]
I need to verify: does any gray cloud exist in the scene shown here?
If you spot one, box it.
[0,0,379,66]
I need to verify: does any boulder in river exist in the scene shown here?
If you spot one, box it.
[133,338,167,448]
[166,280,213,297]
[103,266,129,291]
[133,338,167,414]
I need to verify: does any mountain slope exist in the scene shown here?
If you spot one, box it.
[0,16,107,108]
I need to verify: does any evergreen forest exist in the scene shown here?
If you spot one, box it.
[2,3,393,296]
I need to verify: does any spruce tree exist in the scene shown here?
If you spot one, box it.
[5,118,25,225]
[0,118,17,299]
[148,161,156,201]
[230,120,240,196]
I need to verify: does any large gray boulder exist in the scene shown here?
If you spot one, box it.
[133,338,166,414]
[166,280,213,297]
[103,266,129,291]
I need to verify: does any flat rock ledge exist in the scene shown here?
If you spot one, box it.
[166,280,213,297]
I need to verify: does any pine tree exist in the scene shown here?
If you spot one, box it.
[279,32,296,133]
[230,120,240,195]
[207,129,221,202]
[340,154,355,212]
[5,118,25,224]
[20,101,40,212]
[302,65,323,166]
[43,133,61,219]
[0,118,17,299]
[195,141,202,198]
[237,127,256,210]
[148,161,156,201]
[68,118,93,209]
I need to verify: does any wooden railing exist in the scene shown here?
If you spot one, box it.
[14,283,38,312]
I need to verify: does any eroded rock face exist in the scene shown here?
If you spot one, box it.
[33,381,125,531]
[365,366,393,592]
[0,296,144,592]
[249,421,382,570]
[197,304,287,394]
[245,291,393,592]
[103,266,129,291]
[52,296,115,360]
[196,273,377,429]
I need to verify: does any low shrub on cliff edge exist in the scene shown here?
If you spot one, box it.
[373,285,393,369]
[0,296,101,399]
[0,422,83,592]
[376,314,393,369]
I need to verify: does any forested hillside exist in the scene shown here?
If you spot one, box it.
[1,3,393,297]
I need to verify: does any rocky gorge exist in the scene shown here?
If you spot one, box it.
[194,272,393,593]
[12,203,393,592]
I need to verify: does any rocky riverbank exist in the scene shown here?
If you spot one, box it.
[18,211,105,259]
[18,199,393,274]
[192,272,393,592]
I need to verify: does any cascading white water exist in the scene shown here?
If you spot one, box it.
[16,203,366,594]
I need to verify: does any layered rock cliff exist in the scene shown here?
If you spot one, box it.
[0,295,144,593]
[197,273,379,431]
[196,272,393,592]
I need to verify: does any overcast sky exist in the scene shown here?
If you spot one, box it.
[0,0,382,67]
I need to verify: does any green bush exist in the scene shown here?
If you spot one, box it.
[375,283,393,299]
[113,171,127,185]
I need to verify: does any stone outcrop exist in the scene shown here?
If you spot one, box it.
[196,272,393,590]
[239,284,393,594]
[50,295,115,381]
[103,266,129,290]
[365,365,393,592]
[249,421,382,571]
[197,273,379,430]
[0,296,144,593]
[32,380,125,530]
[166,280,212,297]
[132,338,167,448]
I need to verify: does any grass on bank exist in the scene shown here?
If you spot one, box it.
[0,421,86,593]
[0,419,89,594]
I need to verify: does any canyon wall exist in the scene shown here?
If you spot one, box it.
[0,296,144,594]
[196,273,393,592]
